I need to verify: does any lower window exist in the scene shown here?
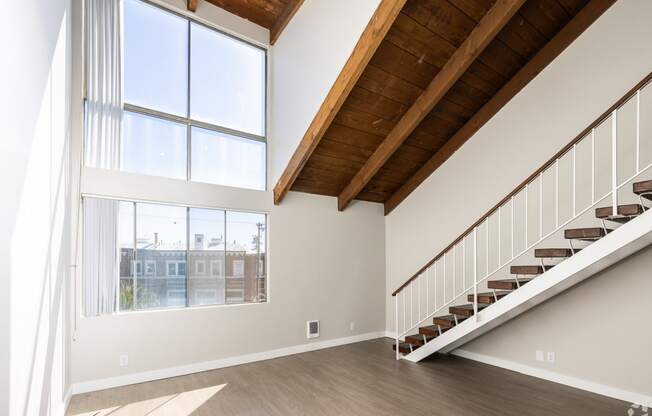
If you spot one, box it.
[87,196,267,312]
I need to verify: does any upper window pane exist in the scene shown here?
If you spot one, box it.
[191,127,266,190]
[124,0,188,116]
[190,23,265,136]
[122,111,187,180]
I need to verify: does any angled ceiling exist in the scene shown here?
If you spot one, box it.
[274,0,615,214]
[187,0,303,44]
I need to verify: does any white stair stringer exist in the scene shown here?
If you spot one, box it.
[404,208,652,362]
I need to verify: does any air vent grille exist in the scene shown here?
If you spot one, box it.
[307,320,319,339]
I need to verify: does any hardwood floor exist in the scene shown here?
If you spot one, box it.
[67,338,627,416]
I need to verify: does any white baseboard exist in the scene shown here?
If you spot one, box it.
[453,349,652,407]
[71,331,385,395]
[384,330,396,339]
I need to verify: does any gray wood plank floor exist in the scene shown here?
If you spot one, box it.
[67,338,627,415]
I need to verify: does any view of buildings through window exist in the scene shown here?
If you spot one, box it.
[117,200,267,311]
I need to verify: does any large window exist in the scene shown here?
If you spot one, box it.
[115,198,267,312]
[119,0,266,189]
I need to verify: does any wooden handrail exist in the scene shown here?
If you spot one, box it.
[392,71,652,296]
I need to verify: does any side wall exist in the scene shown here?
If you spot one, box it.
[70,0,386,389]
[0,0,73,414]
[385,0,652,401]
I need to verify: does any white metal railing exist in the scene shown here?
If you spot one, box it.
[393,73,652,359]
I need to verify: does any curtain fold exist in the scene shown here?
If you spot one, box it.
[83,197,120,316]
[84,0,122,169]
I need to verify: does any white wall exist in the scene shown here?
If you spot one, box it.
[70,0,386,388]
[0,0,73,414]
[270,0,381,182]
[385,0,652,400]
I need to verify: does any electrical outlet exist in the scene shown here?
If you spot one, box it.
[536,350,544,362]
[119,354,129,367]
[349,322,355,331]
[547,351,555,363]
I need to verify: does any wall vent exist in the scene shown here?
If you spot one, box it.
[306,320,319,339]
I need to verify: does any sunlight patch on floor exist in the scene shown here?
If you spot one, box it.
[71,384,227,416]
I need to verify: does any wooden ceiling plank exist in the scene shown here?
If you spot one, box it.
[270,0,304,45]
[337,0,525,211]
[273,0,407,204]
[384,0,615,215]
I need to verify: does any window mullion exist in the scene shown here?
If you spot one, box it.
[133,201,137,311]
[186,206,190,308]
[186,19,192,182]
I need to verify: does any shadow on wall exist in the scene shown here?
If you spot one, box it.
[2,0,72,414]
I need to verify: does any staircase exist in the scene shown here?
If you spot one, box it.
[391,72,652,361]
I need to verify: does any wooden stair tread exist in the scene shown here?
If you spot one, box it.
[392,342,416,354]
[633,180,652,200]
[595,204,644,222]
[534,248,577,258]
[420,325,444,337]
[433,315,465,328]
[468,291,511,304]
[488,278,533,290]
[510,265,552,275]
[449,304,487,317]
[564,227,611,240]
[405,334,435,346]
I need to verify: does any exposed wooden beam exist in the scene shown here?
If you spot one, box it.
[270,0,304,45]
[273,0,407,204]
[383,0,615,215]
[187,0,198,12]
[336,0,525,211]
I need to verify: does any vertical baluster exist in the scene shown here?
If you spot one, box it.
[485,218,489,277]
[525,184,528,246]
[498,206,502,267]
[511,196,515,259]
[462,238,466,295]
[418,273,421,322]
[591,128,595,204]
[443,253,447,305]
[395,295,399,359]
[572,144,577,216]
[453,246,456,298]
[539,172,543,239]
[636,90,640,173]
[410,282,413,328]
[473,227,478,319]
[403,290,406,336]
[612,110,618,215]
[434,259,438,311]
[426,265,430,317]
[555,159,559,228]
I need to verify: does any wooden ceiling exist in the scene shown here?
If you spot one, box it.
[187,0,304,44]
[274,0,615,214]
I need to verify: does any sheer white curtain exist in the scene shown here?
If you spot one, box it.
[83,197,119,316]
[84,0,122,169]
